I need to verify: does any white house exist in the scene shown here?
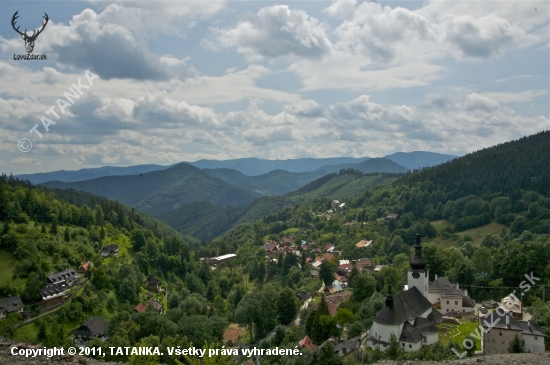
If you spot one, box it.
[428,276,475,314]
[366,234,441,352]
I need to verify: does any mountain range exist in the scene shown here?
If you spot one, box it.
[18,151,457,184]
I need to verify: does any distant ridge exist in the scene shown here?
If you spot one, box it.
[189,157,370,176]
[383,151,458,170]
[17,164,172,184]
[17,152,458,183]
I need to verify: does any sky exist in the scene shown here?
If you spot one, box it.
[0,0,548,175]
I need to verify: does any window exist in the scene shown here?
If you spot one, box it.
[534,336,538,340]
[446,300,449,304]
[409,344,412,348]
[423,336,427,343]
[402,343,404,347]
[446,309,449,312]
[455,301,458,305]
[499,332,502,336]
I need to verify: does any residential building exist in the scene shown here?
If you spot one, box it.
[101,244,119,257]
[40,284,66,301]
[428,276,475,314]
[355,258,373,273]
[356,240,372,248]
[334,336,361,357]
[150,299,164,314]
[499,293,522,316]
[481,310,546,354]
[134,303,147,313]
[209,253,237,266]
[73,317,108,343]
[47,269,78,287]
[0,296,24,319]
[77,261,92,273]
[299,335,316,350]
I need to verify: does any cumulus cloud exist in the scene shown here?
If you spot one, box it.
[334,2,436,63]
[444,15,531,59]
[210,5,332,60]
[283,100,324,117]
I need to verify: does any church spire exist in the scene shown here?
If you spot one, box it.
[410,233,427,270]
[385,283,393,309]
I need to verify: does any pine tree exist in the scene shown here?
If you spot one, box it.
[37,321,47,342]
[50,219,58,235]
[507,334,525,353]
[63,227,70,242]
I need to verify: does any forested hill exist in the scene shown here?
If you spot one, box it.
[401,131,549,196]
[0,175,195,243]
[43,162,261,217]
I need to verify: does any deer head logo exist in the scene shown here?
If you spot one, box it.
[12,11,49,54]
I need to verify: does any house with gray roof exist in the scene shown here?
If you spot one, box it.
[0,296,24,319]
[73,317,108,343]
[40,284,67,301]
[366,234,441,353]
[47,269,78,287]
[481,310,545,354]
[428,275,475,314]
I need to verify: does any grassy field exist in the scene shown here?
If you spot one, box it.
[429,221,505,247]
[437,319,482,350]
[0,249,26,290]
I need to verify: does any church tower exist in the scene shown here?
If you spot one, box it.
[407,233,429,298]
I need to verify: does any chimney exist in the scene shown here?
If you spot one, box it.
[456,283,460,289]
[435,274,438,280]
[506,313,510,327]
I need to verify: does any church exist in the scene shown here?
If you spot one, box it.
[366,234,442,352]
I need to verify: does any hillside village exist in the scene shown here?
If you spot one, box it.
[0,132,549,365]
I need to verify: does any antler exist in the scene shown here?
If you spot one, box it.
[11,10,26,36]
[32,13,49,38]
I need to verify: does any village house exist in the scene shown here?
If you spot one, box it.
[355,258,373,273]
[373,265,388,272]
[385,214,400,220]
[134,303,147,313]
[209,253,237,266]
[77,261,92,274]
[333,335,361,357]
[428,276,475,314]
[299,335,316,350]
[366,234,441,352]
[73,317,108,343]
[356,239,373,248]
[0,296,24,319]
[47,269,78,287]
[481,310,546,354]
[499,292,522,316]
[40,284,66,302]
[150,299,164,314]
[101,244,119,257]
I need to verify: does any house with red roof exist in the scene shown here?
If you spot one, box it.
[134,303,147,313]
[299,335,316,350]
